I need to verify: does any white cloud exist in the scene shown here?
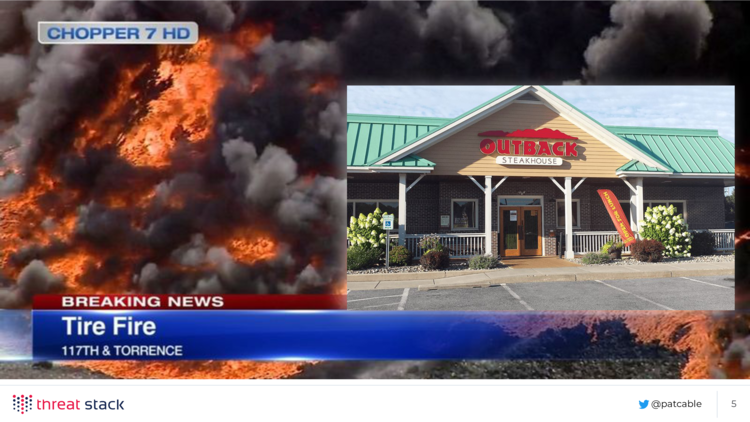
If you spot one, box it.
[347,86,735,143]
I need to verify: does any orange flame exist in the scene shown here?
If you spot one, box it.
[66,361,303,380]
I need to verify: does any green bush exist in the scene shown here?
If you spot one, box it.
[468,254,498,270]
[638,205,691,258]
[581,252,612,265]
[346,246,382,270]
[420,250,450,271]
[631,239,665,262]
[389,245,412,267]
[418,234,445,253]
[600,235,623,254]
[347,208,390,251]
[691,231,716,256]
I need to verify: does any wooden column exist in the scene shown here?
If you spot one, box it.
[565,176,574,259]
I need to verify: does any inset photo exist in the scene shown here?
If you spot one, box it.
[346,85,734,311]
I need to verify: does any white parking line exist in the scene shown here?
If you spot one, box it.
[594,279,674,310]
[347,294,404,303]
[361,302,402,309]
[501,284,534,311]
[397,288,410,311]
[680,277,734,290]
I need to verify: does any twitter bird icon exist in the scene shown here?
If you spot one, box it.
[639,400,649,409]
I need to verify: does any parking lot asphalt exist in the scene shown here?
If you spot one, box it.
[346,275,735,311]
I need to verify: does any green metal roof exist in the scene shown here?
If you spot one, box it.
[352,86,525,166]
[347,86,735,175]
[607,126,735,174]
[346,115,450,167]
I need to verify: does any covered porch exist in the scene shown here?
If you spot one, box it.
[347,172,733,259]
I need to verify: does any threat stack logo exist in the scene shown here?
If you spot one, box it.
[12,395,33,414]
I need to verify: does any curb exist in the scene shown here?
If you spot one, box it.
[347,269,507,282]
[417,268,734,291]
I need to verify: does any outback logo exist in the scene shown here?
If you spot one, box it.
[12,395,33,414]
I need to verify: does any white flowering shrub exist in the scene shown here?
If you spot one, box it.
[346,208,390,251]
[638,204,691,258]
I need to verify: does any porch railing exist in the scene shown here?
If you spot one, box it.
[348,233,485,258]
[705,229,734,251]
[572,231,631,255]
[571,229,735,255]
[403,234,485,258]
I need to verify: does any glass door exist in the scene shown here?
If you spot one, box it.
[500,207,520,257]
[521,207,542,256]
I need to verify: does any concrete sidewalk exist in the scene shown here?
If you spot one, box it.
[347,261,734,291]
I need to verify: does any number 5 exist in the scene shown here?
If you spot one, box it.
[732,400,737,408]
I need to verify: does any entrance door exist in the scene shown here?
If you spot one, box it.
[500,206,542,257]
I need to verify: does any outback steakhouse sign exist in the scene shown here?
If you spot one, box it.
[478,128,580,166]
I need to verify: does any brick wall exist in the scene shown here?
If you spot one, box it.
[642,185,725,230]
[438,180,485,234]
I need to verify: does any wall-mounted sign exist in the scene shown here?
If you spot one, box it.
[477,129,581,164]
[497,156,562,166]
[509,210,517,222]
[440,215,450,227]
[480,139,578,157]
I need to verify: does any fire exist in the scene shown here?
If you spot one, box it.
[66,361,303,380]
[0,21,345,380]
[118,40,219,168]
[227,230,277,265]
[0,26,273,294]
[494,311,718,379]
[309,77,338,95]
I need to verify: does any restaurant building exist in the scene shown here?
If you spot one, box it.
[347,86,735,259]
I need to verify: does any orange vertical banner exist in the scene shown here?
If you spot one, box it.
[596,189,636,246]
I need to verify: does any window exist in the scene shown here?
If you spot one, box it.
[556,199,580,228]
[451,199,478,230]
[348,200,398,220]
[644,200,687,222]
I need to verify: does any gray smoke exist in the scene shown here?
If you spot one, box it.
[74,201,138,247]
[0,54,28,102]
[135,262,160,292]
[193,274,223,294]
[255,37,338,75]
[154,173,206,208]
[222,139,298,207]
[170,233,209,267]
[0,1,140,196]
[0,2,27,49]
[339,0,511,77]
[582,1,713,82]
[423,0,511,67]
[139,0,237,32]
[0,260,62,308]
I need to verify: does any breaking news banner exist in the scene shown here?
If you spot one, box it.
[2,296,689,362]
[27,295,515,361]
[38,22,198,44]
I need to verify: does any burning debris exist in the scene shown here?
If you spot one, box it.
[0,1,346,306]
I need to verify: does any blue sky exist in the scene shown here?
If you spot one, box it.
[347,86,735,143]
